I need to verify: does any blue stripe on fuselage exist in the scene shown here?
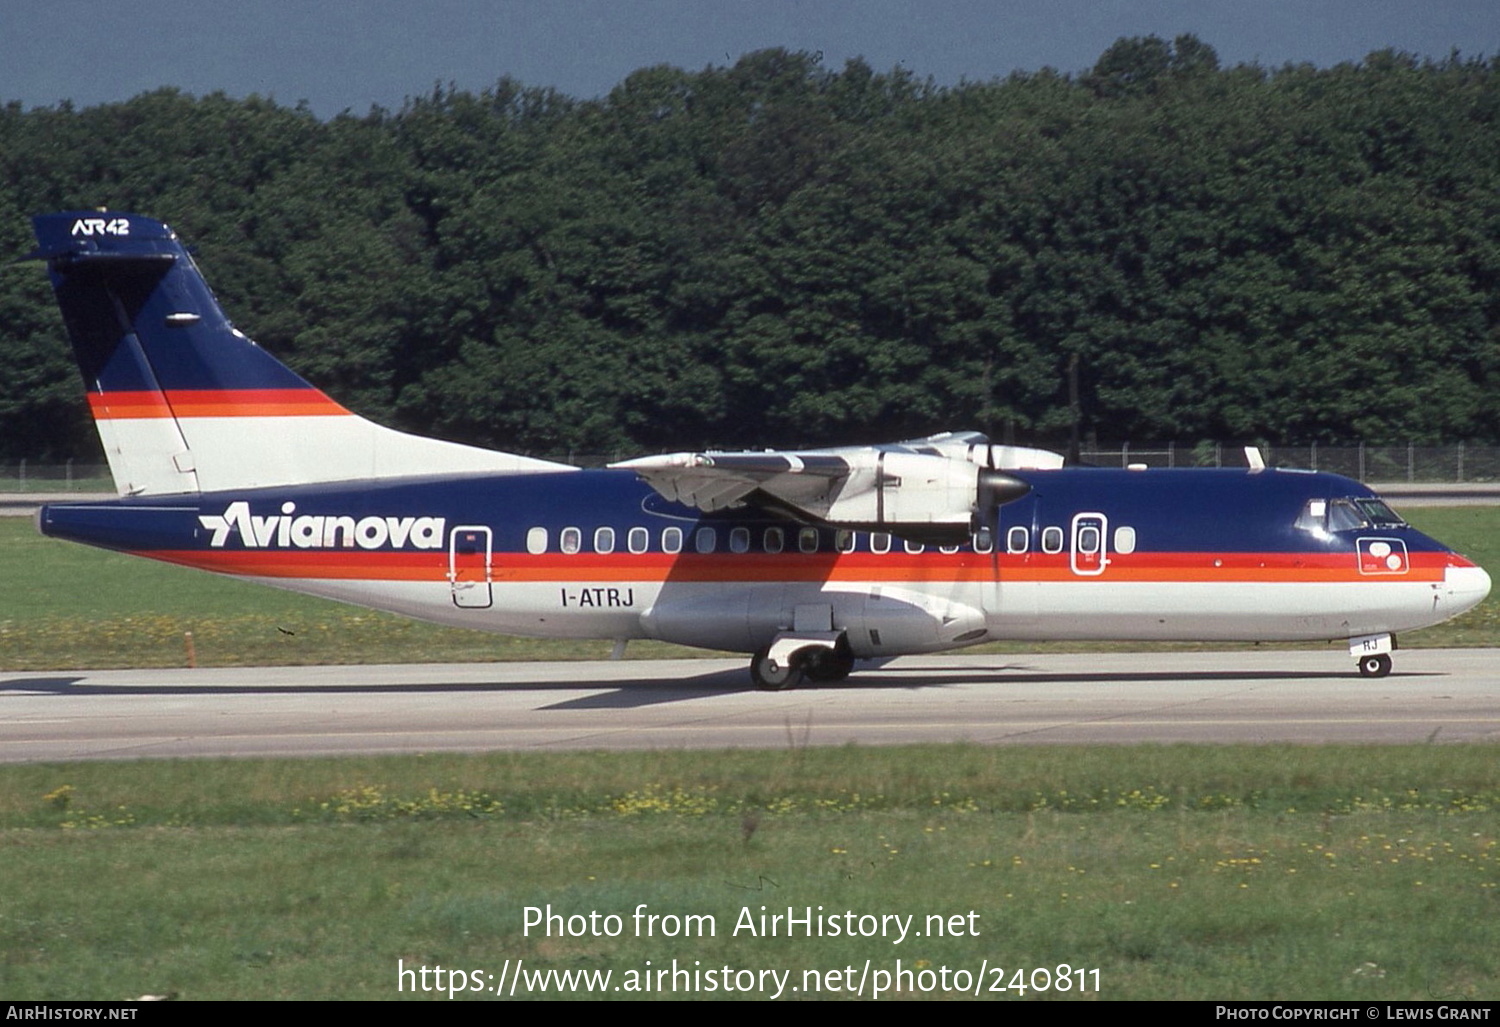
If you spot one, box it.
[36,466,1453,558]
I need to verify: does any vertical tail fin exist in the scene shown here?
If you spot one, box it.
[29,211,570,495]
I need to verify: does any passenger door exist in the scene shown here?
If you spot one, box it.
[448,525,493,608]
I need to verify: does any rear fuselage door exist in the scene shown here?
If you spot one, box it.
[1070,512,1109,576]
[449,525,493,608]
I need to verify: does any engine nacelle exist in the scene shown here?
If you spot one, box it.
[813,452,1030,544]
[822,451,976,535]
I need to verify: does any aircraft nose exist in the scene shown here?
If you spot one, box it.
[1446,563,1492,617]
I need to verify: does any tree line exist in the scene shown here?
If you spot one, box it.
[2,36,1498,462]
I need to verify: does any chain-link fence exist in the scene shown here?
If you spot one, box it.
[6,444,1500,489]
[524,444,1500,480]
[0,460,113,492]
[1077,443,1500,482]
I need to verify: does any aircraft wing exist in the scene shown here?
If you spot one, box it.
[611,432,1056,542]
[608,450,850,512]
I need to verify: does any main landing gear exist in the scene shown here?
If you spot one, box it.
[750,634,854,690]
[750,648,801,691]
[1357,653,1393,678]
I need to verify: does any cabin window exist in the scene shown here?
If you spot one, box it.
[695,527,717,553]
[973,527,994,554]
[836,530,856,553]
[904,539,925,554]
[1113,526,1137,555]
[870,532,891,554]
[939,544,959,555]
[560,527,582,555]
[730,527,751,553]
[1076,525,1102,555]
[764,527,784,554]
[627,527,649,554]
[1041,526,1064,554]
[526,527,548,555]
[1006,526,1029,554]
[662,526,683,554]
[594,527,615,554]
[799,528,819,553]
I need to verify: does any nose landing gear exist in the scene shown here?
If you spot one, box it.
[1350,632,1395,678]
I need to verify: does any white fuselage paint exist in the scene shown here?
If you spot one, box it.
[243,565,1492,657]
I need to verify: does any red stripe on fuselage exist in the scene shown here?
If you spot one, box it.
[133,548,1460,584]
[87,389,350,419]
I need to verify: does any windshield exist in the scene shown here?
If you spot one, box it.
[1353,498,1405,528]
[1295,496,1407,534]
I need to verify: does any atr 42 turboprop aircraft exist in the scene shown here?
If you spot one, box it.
[26,212,1492,687]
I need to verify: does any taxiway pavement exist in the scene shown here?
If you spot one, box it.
[2,649,1498,762]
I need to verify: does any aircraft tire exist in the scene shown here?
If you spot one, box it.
[1357,653,1393,678]
[803,649,855,682]
[751,648,804,691]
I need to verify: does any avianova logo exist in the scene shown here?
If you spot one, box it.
[198,501,445,550]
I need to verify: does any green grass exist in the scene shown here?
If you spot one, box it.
[1,745,1496,1000]
[1,508,1496,670]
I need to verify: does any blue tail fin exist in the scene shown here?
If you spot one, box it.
[30,211,570,494]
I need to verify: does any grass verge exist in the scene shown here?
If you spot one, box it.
[1,745,1496,1000]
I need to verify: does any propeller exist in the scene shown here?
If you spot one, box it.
[972,466,1032,545]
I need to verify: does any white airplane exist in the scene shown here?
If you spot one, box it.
[27,211,1491,686]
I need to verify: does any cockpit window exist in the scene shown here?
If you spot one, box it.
[1354,498,1405,528]
[1327,500,1366,532]
[1295,499,1327,532]
[1296,496,1407,534]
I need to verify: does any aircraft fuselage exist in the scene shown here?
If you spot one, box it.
[39,465,1490,660]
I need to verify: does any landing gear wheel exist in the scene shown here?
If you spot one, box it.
[1357,653,1392,678]
[803,649,855,682]
[751,648,804,691]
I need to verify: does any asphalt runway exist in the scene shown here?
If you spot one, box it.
[2,649,1498,762]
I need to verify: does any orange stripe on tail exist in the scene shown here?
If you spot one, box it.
[87,389,351,419]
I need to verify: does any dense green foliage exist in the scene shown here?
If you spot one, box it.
[3,37,1499,460]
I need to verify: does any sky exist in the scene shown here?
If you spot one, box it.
[1,0,1497,118]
